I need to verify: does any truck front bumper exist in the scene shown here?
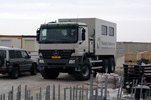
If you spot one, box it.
[38,57,80,69]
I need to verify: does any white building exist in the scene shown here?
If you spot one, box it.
[0,35,39,58]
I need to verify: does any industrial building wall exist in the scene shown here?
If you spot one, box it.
[116,42,151,58]
[0,38,21,48]
[116,42,125,58]
[124,42,151,53]
[22,38,39,59]
[0,36,39,59]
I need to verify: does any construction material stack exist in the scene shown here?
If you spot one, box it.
[123,51,151,91]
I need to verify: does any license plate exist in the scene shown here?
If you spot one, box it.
[52,56,61,59]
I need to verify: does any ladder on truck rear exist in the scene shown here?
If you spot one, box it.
[90,60,103,70]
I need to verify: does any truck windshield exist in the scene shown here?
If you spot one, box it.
[0,50,6,58]
[39,27,78,43]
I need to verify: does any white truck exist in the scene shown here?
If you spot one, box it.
[36,18,116,80]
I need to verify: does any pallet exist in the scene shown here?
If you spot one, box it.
[125,61,138,64]
[123,64,151,89]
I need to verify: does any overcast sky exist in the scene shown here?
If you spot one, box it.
[1,0,151,42]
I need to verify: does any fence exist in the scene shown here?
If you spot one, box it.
[0,74,124,100]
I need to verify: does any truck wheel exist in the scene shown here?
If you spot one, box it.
[10,67,19,79]
[42,69,59,79]
[108,58,115,73]
[74,62,91,81]
[30,64,37,75]
[102,59,109,73]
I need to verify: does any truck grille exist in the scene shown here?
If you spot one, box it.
[39,50,75,59]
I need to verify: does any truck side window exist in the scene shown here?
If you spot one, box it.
[109,27,114,36]
[78,28,83,41]
[102,25,107,35]
[9,50,16,58]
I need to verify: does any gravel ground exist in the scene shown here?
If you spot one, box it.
[0,56,126,100]
[0,72,96,100]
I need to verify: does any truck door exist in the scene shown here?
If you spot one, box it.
[78,27,87,54]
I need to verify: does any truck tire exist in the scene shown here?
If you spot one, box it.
[42,68,59,79]
[74,62,91,81]
[108,58,115,73]
[102,59,109,73]
[10,67,19,79]
[30,64,37,75]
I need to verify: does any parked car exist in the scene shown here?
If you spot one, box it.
[0,46,38,79]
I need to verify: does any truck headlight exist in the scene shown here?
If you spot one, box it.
[39,59,44,63]
[69,60,75,64]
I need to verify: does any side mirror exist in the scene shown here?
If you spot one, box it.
[82,28,85,40]
[36,28,40,41]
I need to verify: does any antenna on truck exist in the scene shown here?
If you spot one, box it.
[76,15,79,22]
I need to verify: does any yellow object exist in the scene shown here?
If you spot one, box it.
[52,56,61,59]
[97,41,99,46]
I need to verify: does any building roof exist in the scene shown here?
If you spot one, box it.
[0,35,22,38]
[22,35,36,38]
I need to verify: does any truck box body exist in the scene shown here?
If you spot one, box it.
[59,18,116,57]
